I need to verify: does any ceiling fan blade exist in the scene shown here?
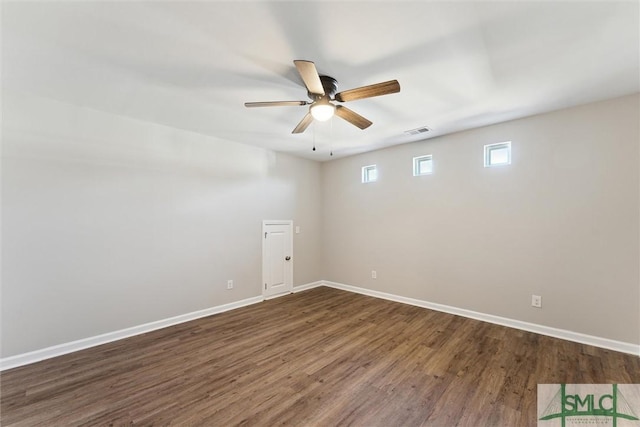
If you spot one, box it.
[294,60,325,96]
[292,112,314,134]
[334,105,372,130]
[335,80,400,103]
[245,101,307,108]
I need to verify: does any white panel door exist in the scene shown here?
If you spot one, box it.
[262,221,293,298]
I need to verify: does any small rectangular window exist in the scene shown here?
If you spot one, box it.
[484,142,511,167]
[362,164,377,183]
[413,155,433,176]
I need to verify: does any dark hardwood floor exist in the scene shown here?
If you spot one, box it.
[1,286,639,426]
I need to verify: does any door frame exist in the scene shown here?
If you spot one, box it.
[262,220,294,299]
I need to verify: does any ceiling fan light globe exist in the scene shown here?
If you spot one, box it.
[310,104,335,121]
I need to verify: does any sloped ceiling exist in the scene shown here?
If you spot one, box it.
[3,1,638,160]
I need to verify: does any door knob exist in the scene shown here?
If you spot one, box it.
[285,256,291,261]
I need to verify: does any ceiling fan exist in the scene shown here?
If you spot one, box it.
[245,60,400,134]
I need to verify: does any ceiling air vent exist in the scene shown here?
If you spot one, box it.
[404,126,431,136]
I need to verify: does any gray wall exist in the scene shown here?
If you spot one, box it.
[2,91,638,359]
[321,94,639,344]
[1,91,323,357]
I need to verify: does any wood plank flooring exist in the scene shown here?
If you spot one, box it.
[1,287,639,426]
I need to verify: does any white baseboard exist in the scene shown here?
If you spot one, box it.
[0,295,264,371]
[319,280,640,357]
[293,281,324,293]
[3,279,637,371]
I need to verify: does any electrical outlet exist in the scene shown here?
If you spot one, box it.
[227,280,233,290]
[371,270,377,279]
[531,295,542,308]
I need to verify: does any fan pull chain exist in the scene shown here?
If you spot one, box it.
[312,121,316,151]
[330,116,334,156]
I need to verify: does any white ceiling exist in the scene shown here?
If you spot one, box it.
[3,1,638,160]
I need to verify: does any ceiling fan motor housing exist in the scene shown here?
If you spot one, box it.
[309,75,338,100]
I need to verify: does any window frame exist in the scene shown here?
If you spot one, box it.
[484,141,511,167]
[361,164,378,183]
[413,155,433,176]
